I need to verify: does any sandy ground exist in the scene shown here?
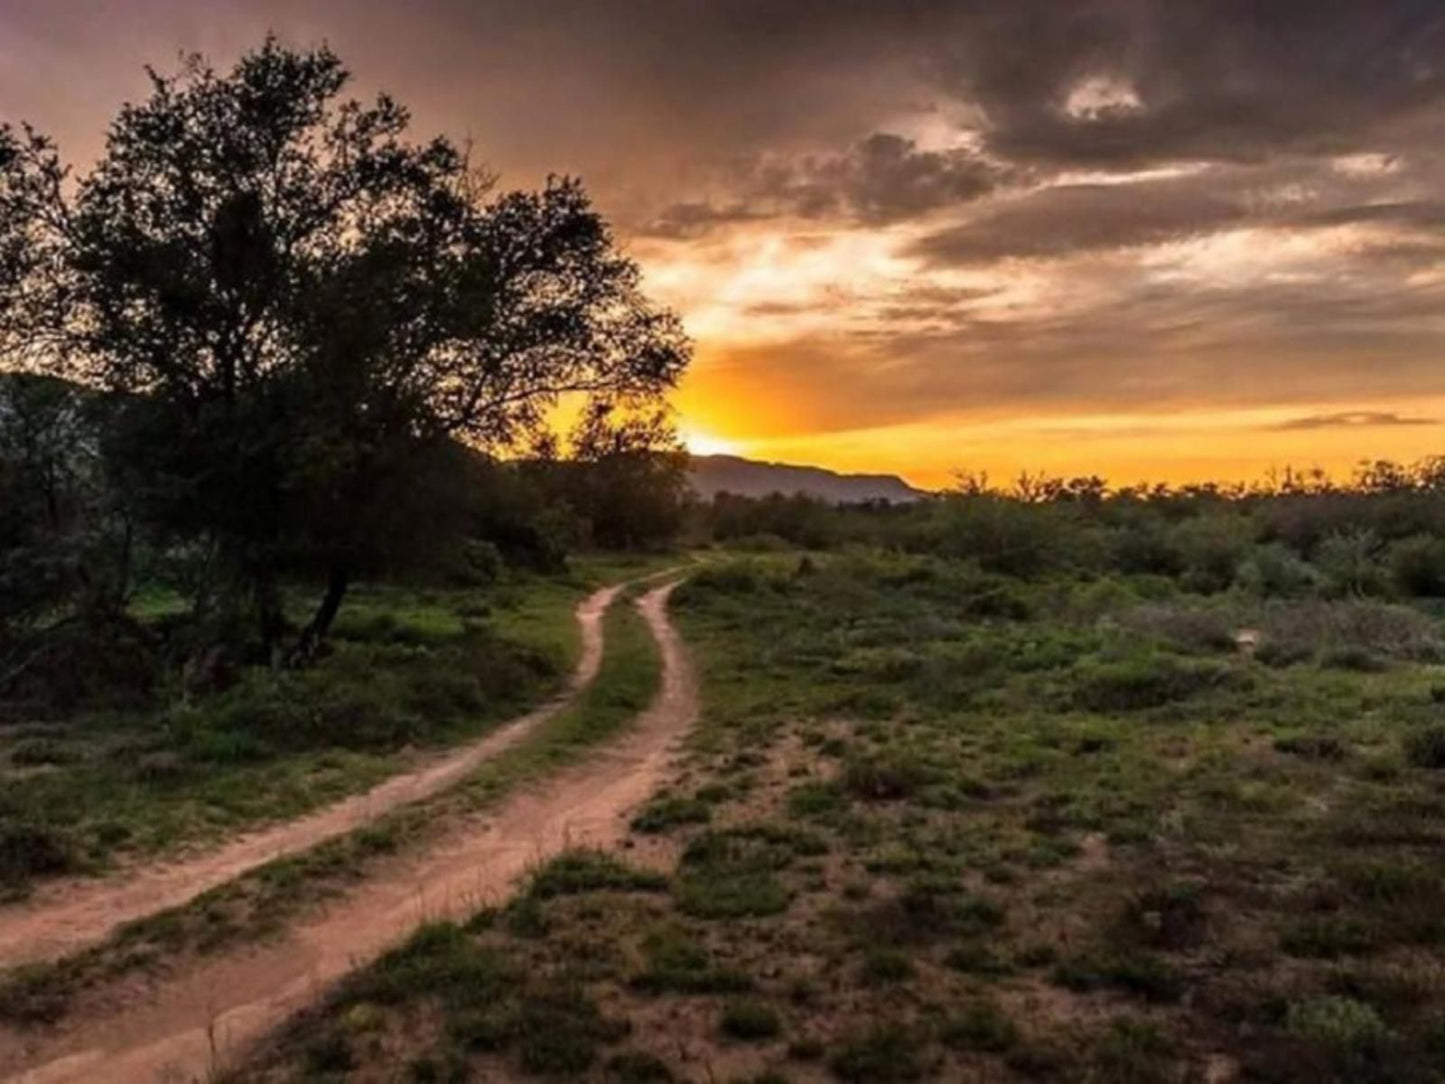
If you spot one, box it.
[0,585,621,974]
[1,579,696,1084]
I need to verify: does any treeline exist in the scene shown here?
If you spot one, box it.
[697,458,1445,599]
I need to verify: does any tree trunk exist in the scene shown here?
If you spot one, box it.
[287,564,349,668]
[254,574,287,667]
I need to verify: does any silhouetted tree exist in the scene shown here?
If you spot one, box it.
[565,401,690,549]
[11,40,689,661]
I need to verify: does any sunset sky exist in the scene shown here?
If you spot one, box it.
[5,1,1445,488]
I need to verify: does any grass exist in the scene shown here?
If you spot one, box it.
[0,570,611,899]
[0,587,664,1028]
[215,550,1445,1080]
[0,553,688,902]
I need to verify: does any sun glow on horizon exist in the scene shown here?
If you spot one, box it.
[679,427,742,457]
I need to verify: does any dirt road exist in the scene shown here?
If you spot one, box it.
[0,584,620,974]
[2,580,696,1083]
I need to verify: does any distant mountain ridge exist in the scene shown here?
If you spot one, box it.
[689,454,927,503]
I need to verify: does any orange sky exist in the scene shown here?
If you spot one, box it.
[5,1,1445,489]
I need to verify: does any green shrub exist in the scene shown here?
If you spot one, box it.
[843,750,932,800]
[606,1051,676,1082]
[1280,915,1376,958]
[1115,605,1236,653]
[1405,725,1445,769]
[674,831,792,919]
[515,987,627,1074]
[1274,733,1347,761]
[451,538,503,587]
[0,824,77,883]
[631,795,712,833]
[526,849,668,898]
[1118,882,1207,950]
[8,738,83,767]
[1259,599,1442,663]
[630,927,753,995]
[1388,534,1445,597]
[1320,645,1387,672]
[786,781,848,818]
[1317,529,1387,597]
[1286,996,1389,1055]
[719,999,781,1040]
[1239,542,1318,598]
[1053,951,1183,1002]
[1070,655,1233,711]
[1088,1018,1175,1083]
[1170,514,1253,593]
[830,1024,923,1082]
[860,949,914,985]
[940,999,1017,1052]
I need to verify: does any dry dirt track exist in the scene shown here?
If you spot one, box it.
[1,580,696,1084]
[0,585,621,974]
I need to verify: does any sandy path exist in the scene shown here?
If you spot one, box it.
[2,580,696,1084]
[0,585,622,973]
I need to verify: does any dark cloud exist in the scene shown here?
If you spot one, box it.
[909,176,1249,264]
[794,133,998,223]
[642,132,999,236]
[939,0,1445,170]
[1272,411,1438,431]
[643,201,765,240]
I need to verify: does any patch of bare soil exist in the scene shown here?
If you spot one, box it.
[0,585,621,974]
[1,581,696,1084]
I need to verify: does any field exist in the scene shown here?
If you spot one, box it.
[227,550,1445,1083]
[0,557,672,902]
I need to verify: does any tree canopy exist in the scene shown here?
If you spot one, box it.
[0,38,690,660]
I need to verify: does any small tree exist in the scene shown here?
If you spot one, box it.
[565,400,691,549]
[13,39,689,661]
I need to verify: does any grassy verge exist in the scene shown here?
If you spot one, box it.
[0,554,685,899]
[0,586,663,1029]
[233,551,1445,1083]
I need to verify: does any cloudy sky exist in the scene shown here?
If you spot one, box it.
[5,0,1445,486]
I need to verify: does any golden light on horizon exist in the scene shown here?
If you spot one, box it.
[678,426,742,458]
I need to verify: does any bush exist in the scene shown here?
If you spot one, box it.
[1170,514,1253,593]
[940,1000,1017,1053]
[1317,530,1387,597]
[1239,542,1318,598]
[0,824,77,883]
[1114,605,1236,653]
[631,795,712,833]
[932,496,1064,578]
[830,1024,923,1082]
[606,1051,676,1082]
[526,849,668,898]
[843,750,932,800]
[450,538,503,587]
[1388,534,1445,597]
[1070,655,1234,712]
[1286,996,1389,1056]
[1404,725,1445,769]
[719,999,781,1040]
[1258,600,1442,664]
[674,831,792,919]
[515,987,627,1074]
[860,949,914,985]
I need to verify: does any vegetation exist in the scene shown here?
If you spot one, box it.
[0,588,663,1026]
[9,34,1445,1084]
[0,38,691,899]
[239,539,1445,1081]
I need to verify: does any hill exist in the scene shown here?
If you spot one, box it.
[689,453,927,503]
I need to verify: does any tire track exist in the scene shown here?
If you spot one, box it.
[3,580,695,1084]
[0,584,620,973]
